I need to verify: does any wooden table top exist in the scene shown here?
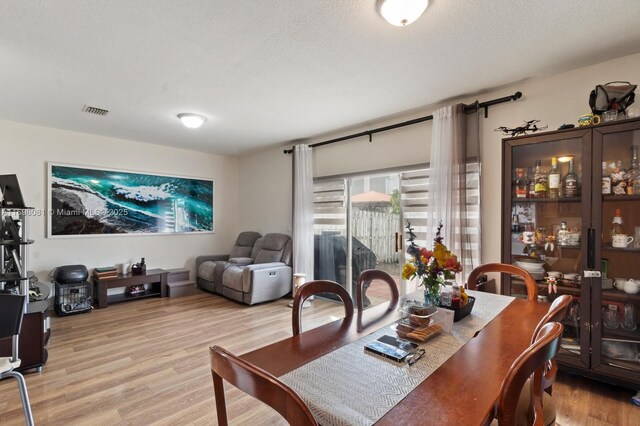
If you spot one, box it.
[242,294,549,425]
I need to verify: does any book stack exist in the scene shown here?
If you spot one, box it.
[93,266,118,280]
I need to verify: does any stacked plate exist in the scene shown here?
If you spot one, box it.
[515,258,546,280]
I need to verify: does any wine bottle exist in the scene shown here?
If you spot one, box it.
[515,168,527,198]
[533,160,548,198]
[602,161,611,195]
[527,167,535,198]
[562,158,579,197]
[548,157,560,198]
[626,145,640,195]
[511,214,520,233]
[610,209,625,240]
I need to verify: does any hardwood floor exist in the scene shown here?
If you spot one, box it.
[0,290,638,425]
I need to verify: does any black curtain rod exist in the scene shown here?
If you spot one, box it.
[283,91,522,154]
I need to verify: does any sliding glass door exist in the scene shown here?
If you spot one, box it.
[313,163,480,307]
[313,172,410,309]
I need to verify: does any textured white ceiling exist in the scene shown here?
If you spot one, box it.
[1,1,640,156]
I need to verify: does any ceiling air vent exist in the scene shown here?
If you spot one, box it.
[82,105,109,116]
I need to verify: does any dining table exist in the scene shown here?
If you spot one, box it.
[241,290,549,425]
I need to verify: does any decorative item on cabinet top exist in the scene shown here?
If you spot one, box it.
[495,119,548,137]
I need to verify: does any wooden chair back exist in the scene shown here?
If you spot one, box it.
[532,294,572,343]
[210,345,317,426]
[466,263,538,301]
[531,294,572,395]
[292,280,354,336]
[356,269,399,314]
[495,322,563,425]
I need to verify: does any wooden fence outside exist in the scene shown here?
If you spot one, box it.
[351,210,400,264]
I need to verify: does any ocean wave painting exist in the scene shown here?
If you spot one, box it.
[48,164,214,236]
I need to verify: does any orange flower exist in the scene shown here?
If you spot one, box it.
[419,247,432,259]
[444,255,462,273]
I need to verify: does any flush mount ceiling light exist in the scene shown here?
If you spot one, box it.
[177,113,206,129]
[377,0,429,26]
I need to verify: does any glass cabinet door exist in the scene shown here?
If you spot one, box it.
[502,129,592,369]
[592,123,640,380]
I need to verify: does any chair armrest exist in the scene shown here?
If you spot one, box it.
[242,264,293,304]
[242,262,286,271]
[196,254,230,271]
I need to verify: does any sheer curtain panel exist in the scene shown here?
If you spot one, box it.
[427,104,479,283]
[293,144,314,284]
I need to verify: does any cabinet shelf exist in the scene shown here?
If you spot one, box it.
[602,194,640,202]
[511,285,640,304]
[511,279,581,296]
[511,197,582,204]
[602,288,640,303]
[107,289,161,304]
[602,328,640,343]
[601,244,640,253]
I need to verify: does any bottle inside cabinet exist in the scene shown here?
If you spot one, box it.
[625,145,640,195]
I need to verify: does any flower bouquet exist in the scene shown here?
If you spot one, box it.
[402,221,463,307]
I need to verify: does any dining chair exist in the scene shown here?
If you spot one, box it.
[210,345,317,426]
[492,322,563,426]
[0,294,35,426]
[356,269,399,314]
[292,280,354,336]
[466,262,538,301]
[531,294,572,396]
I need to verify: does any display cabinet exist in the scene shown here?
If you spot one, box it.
[502,118,640,388]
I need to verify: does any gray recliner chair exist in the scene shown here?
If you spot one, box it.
[196,231,262,294]
[221,233,292,305]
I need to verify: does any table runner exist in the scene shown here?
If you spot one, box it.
[280,291,515,426]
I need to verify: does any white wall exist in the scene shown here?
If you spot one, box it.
[1,119,241,285]
[239,51,640,263]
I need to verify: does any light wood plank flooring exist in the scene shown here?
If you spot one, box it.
[0,290,638,425]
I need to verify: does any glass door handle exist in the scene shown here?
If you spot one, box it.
[395,232,399,252]
[587,228,595,269]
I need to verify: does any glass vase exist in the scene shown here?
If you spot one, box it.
[422,278,441,307]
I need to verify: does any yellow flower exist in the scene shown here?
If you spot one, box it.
[402,263,416,280]
[433,242,450,267]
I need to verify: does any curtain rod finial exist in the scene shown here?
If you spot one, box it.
[513,92,522,100]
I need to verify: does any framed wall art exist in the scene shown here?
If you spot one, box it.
[47,163,214,237]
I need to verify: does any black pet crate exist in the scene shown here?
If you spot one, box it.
[54,264,92,316]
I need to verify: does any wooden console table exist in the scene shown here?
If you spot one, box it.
[93,268,168,309]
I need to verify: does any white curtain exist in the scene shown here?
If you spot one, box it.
[427,104,477,283]
[293,144,314,284]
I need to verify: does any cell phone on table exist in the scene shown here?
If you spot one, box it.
[364,341,411,362]
[377,335,419,352]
